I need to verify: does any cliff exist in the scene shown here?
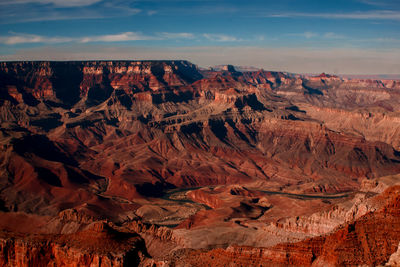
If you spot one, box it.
[0,221,150,267]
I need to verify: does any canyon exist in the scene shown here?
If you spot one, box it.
[0,60,400,266]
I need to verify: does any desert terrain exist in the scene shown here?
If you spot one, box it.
[1,61,400,266]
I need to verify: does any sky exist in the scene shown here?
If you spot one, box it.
[0,0,399,74]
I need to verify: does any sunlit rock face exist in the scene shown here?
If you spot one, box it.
[1,61,400,266]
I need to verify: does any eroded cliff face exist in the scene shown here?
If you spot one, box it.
[1,61,400,266]
[0,220,150,267]
[0,61,201,107]
[0,237,143,267]
[169,185,400,267]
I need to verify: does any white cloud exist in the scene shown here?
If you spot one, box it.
[0,31,197,45]
[255,35,265,41]
[203,34,239,42]
[79,32,158,43]
[303,31,317,39]
[267,10,400,20]
[287,32,318,39]
[0,33,74,45]
[287,32,346,40]
[79,32,195,42]
[158,32,195,39]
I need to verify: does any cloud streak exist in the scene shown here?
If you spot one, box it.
[267,10,400,20]
[0,33,74,45]
[286,32,346,40]
[203,34,239,42]
[0,32,241,45]
[0,1,141,23]
[287,31,318,39]
[158,32,195,39]
[80,32,159,43]
[0,31,200,45]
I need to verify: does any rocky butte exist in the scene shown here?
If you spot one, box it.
[0,60,400,266]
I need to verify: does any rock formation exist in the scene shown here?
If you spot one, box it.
[0,60,400,266]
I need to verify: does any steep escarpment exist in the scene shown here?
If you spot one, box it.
[0,224,149,267]
[0,208,171,267]
[0,61,202,107]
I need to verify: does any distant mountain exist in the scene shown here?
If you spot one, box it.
[210,64,261,72]
[302,73,400,80]
[340,74,400,80]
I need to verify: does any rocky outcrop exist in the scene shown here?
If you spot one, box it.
[0,238,142,267]
[170,185,400,266]
[271,191,382,236]
[126,220,180,244]
[0,222,149,267]
[187,189,224,209]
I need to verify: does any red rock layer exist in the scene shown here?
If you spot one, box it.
[1,61,400,265]
[0,61,202,106]
[1,61,400,215]
[0,222,149,267]
[175,186,400,266]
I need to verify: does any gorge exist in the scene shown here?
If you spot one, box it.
[1,60,400,266]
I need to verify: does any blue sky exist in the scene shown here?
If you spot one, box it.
[0,0,399,74]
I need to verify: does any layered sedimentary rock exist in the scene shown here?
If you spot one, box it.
[168,185,400,266]
[1,61,400,265]
[0,227,147,267]
[0,214,151,267]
